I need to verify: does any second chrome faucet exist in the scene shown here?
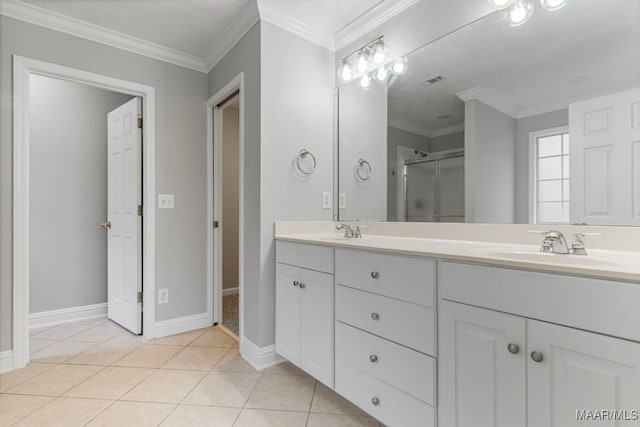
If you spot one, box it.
[336,223,362,238]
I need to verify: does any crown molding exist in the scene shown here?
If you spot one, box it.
[388,117,431,137]
[257,1,334,51]
[457,86,517,118]
[335,0,419,51]
[204,4,260,72]
[0,0,207,73]
[430,123,465,138]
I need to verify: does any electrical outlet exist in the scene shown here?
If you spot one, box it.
[322,192,332,209]
[158,288,169,304]
[339,193,346,209]
[158,194,174,209]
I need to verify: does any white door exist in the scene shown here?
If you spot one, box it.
[300,269,333,387]
[107,97,142,334]
[527,320,640,427]
[275,263,301,365]
[439,301,527,427]
[570,88,640,225]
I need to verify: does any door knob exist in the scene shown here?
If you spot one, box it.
[371,397,380,406]
[507,343,520,354]
[371,312,380,320]
[299,283,306,289]
[370,271,379,279]
[531,351,544,363]
[101,221,111,229]
[369,354,378,363]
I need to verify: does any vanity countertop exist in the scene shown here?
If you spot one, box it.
[274,224,640,282]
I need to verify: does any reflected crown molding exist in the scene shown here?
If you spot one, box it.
[456,86,518,118]
[430,123,465,138]
[389,117,464,138]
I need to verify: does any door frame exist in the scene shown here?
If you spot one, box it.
[12,55,157,369]
[206,73,245,341]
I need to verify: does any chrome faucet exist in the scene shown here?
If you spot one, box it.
[336,223,361,238]
[570,232,588,255]
[540,230,570,254]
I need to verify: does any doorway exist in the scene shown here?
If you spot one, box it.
[12,56,157,370]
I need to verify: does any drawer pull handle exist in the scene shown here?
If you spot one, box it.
[369,354,378,363]
[293,281,299,287]
[370,271,379,279]
[531,351,544,363]
[371,312,380,321]
[371,397,380,406]
[507,343,520,355]
[299,283,306,289]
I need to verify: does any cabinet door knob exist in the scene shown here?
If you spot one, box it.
[299,283,306,289]
[293,281,299,287]
[371,397,380,406]
[369,354,378,363]
[370,271,379,279]
[507,343,520,354]
[371,312,380,321]
[531,351,544,363]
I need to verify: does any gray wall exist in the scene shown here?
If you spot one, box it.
[222,105,240,290]
[207,22,263,345]
[387,126,430,221]
[29,75,133,314]
[514,109,568,223]
[430,131,464,152]
[1,16,208,351]
[464,99,515,223]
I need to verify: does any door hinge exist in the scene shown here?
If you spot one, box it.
[138,205,143,216]
[213,220,219,228]
[137,291,143,303]
[137,115,143,129]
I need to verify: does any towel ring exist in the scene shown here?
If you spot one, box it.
[296,149,316,175]
[355,158,372,181]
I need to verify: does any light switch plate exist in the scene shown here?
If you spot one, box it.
[322,192,332,209]
[339,193,346,209]
[158,194,174,209]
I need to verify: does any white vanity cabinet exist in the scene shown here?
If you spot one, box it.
[439,262,640,427]
[334,248,438,427]
[275,241,334,387]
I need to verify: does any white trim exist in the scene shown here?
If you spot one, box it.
[0,1,206,72]
[217,324,239,342]
[430,123,465,138]
[457,86,517,118]
[12,55,157,370]
[388,117,430,137]
[222,287,239,296]
[206,74,245,345]
[204,10,259,72]
[0,351,14,374]
[517,103,568,119]
[335,0,419,51]
[397,146,418,222]
[29,303,107,328]
[154,312,211,339]
[240,336,285,371]
[258,2,334,51]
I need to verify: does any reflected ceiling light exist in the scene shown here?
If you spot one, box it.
[338,60,354,82]
[360,74,372,90]
[371,40,389,64]
[356,51,369,73]
[508,0,534,26]
[540,0,566,11]
[390,57,408,75]
[489,0,515,9]
[373,66,389,82]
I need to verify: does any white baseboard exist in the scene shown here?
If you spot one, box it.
[0,350,14,374]
[154,312,211,339]
[222,287,239,296]
[240,336,284,371]
[29,303,107,329]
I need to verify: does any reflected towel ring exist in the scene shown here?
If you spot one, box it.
[296,149,317,175]
[355,158,372,181]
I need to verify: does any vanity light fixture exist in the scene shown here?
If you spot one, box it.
[360,74,372,90]
[373,65,389,82]
[339,59,354,82]
[371,40,389,65]
[508,0,535,26]
[390,57,408,75]
[540,0,566,11]
[356,51,369,73]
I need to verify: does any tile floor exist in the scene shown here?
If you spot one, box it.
[0,318,382,426]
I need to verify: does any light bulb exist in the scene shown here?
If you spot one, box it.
[390,57,408,75]
[360,74,371,90]
[540,0,566,11]
[489,0,515,9]
[373,66,388,82]
[339,60,353,82]
[356,52,369,73]
[509,0,534,26]
[371,41,388,65]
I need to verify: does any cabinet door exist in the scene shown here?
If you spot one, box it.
[300,269,334,387]
[528,320,640,427]
[275,263,301,365]
[439,301,526,427]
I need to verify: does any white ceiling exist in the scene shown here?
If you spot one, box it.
[1,0,415,71]
[387,0,640,135]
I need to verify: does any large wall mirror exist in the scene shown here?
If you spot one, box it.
[337,0,640,226]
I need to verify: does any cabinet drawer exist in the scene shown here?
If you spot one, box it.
[276,241,333,274]
[336,285,435,355]
[335,248,435,307]
[336,359,436,427]
[336,322,436,405]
